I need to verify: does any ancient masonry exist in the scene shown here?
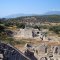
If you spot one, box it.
[13,28,60,60]
[13,28,47,40]
[24,43,60,60]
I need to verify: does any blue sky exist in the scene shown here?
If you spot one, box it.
[0,0,60,17]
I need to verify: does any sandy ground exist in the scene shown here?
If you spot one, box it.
[14,38,60,53]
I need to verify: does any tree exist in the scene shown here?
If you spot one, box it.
[16,23,25,29]
[0,25,5,33]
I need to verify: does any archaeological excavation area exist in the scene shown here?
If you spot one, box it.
[24,42,60,60]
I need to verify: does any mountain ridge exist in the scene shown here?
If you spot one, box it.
[45,11,60,15]
[4,11,60,18]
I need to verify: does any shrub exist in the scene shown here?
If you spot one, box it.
[49,26,60,34]
[16,23,25,29]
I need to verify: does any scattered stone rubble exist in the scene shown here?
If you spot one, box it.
[24,43,60,60]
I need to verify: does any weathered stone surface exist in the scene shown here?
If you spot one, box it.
[0,42,30,60]
[24,43,60,60]
[13,28,47,40]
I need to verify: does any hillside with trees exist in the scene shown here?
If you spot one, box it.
[6,15,60,22]
[0,15,60,46]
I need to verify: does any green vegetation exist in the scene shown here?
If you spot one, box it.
[16,23,25,28]
[14,40,26,45]
[9,15,60,23]
[0,25,5,33]
[0,15,60,46]
[0,25,26,46]
[33,25,49,30]
[49,26,60,34]
[33,25,41,30]
[0,15,60,28]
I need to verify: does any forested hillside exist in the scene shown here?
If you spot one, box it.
[0,15,60,23]
[0,15,60,46]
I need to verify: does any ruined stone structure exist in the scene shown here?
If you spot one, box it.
[24,43,60,60]
[20,28,33,38]
[13,28,47,41]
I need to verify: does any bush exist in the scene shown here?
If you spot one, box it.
[0,25,5,33]
[33,25,41,30]
[16,23,25,29]
[33,25,49,30]
[15,40,26,45]
[49,26,60,34]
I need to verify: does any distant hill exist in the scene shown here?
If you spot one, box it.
[45,11,60,15]
[4,13,37,18]
[4,11,60,18]
[1,11,60,23]
[5,15,60,23]
[0,15,60,24]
